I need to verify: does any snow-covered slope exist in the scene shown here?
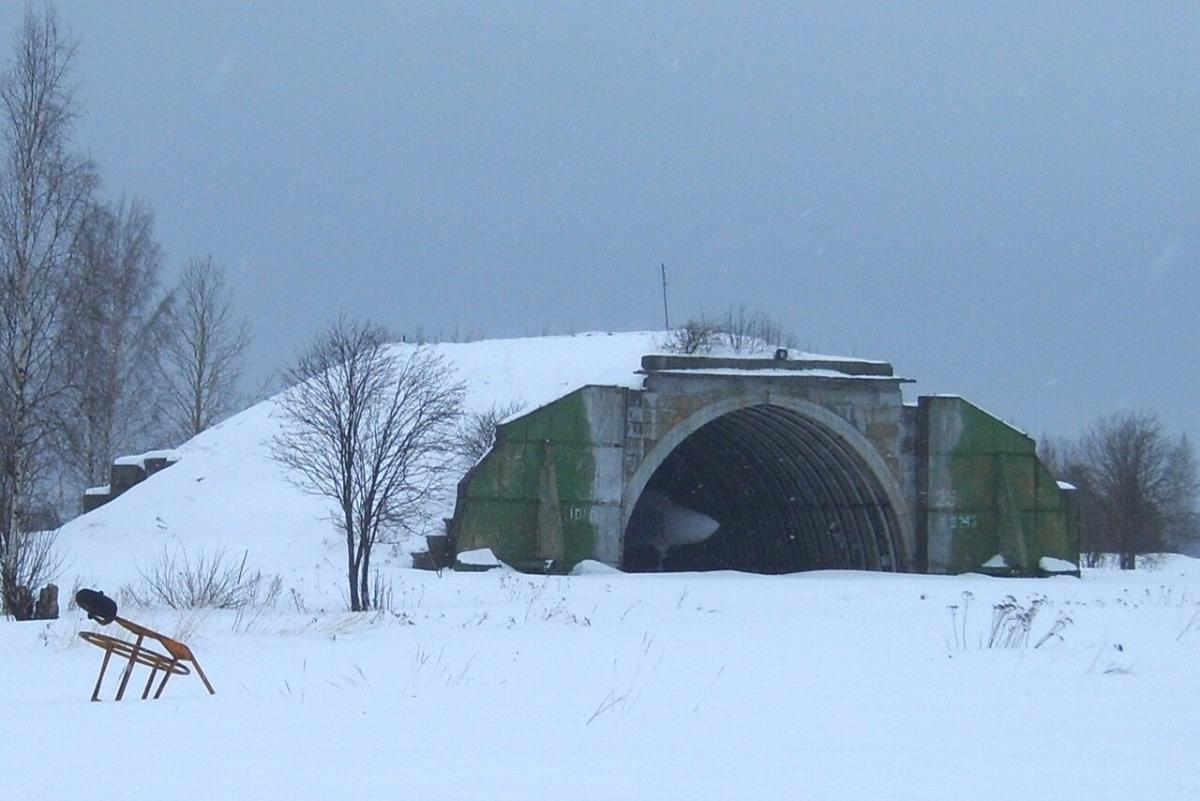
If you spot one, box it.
[58,331,673,598]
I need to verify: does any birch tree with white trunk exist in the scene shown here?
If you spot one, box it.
[0,7,94,613]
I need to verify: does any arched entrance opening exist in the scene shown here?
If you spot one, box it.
[621,404,904,573]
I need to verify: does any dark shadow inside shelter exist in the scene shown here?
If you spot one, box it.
[621,405,901,574]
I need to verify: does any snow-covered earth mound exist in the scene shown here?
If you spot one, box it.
[58,332,677,600]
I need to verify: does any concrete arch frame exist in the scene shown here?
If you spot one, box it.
[618,394,917,571]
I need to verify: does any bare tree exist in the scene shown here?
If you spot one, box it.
[663,306,798,355]
[717,305,799,353]
[662,315,719,354]
[57,197,171,487]
[1064,411,1199,569]
[0,7,94,612]
[160,256,250,443]
[272,317,464,611]
[454,400,525,468]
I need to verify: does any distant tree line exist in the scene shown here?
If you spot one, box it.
[1042,411,1199,569]
[0,8,250,616]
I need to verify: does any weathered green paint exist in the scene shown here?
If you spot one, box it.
[447,361,1076,578]
[451,389,599,572]
[920,396,1078,575]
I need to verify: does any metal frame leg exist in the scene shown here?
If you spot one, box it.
[114,633,145,701]
[91,648,113,702]
[189,658,216,695]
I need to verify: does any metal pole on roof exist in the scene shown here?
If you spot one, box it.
[661,262,671,330]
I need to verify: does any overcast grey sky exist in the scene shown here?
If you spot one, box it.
[1,2,1195,440]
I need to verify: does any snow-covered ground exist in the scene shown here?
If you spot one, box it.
[4,559,1200,799]
[6,331,1197,798]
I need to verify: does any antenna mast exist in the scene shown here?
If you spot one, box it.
[660,262,671,330]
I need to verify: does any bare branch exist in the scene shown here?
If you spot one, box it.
[54,197,170,486]
[454,400,526,468]
[159,255,251,443]
[1063,411,1200,569]
[0,6,90,602]
[271,317,464,611]
[662,306,798,355]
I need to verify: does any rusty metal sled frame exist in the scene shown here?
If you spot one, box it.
[79,616,215,702]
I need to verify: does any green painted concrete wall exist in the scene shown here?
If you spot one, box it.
[452,389,600,572]
[919,396,1078,574]
[451,386,1079,577]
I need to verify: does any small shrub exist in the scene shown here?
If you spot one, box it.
[1,528,65,619]
[988,595,1042,648]
[662,317,720,354]
[716,306,799,354]
[123,546,280,610]
[949,592,1073,650]
[455,400,527,467]
[662,307,799,355]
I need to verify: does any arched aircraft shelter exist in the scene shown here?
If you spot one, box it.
[448,353,1077,577]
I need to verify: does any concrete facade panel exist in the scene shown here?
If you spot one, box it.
[448,355,1076,577]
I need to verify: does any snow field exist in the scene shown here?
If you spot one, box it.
[4,560,1200,800]
[13,332,1198,798]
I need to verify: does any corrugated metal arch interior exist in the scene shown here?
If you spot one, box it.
[622,404,902,573]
